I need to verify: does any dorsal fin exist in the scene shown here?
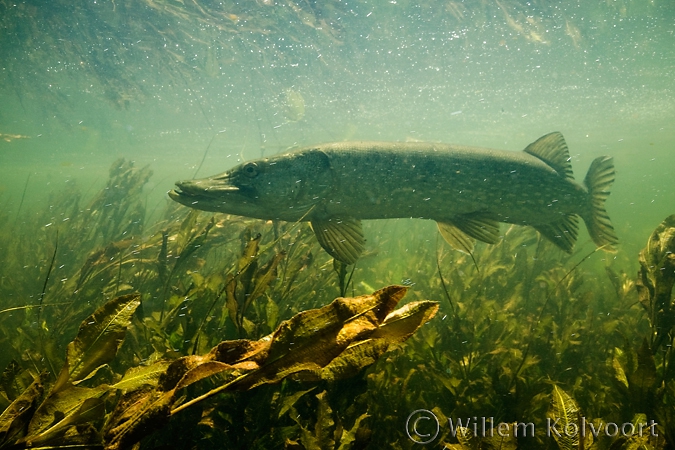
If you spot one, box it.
[523,132,574,180]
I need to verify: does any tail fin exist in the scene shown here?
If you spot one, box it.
[583,156,619,251]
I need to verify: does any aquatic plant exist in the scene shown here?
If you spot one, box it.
[1,163,674,449]
[0,285,436,449]
[611,214,675,448]
[636,214,675,353]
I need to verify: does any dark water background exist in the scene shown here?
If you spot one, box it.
[1,0,674,274]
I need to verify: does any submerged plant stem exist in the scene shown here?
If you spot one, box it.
[435,239,456,316]
[170,371,249,417]
[0,302,71,315]
[38,230,59,328]
[14,171,31,223]
[193,131,223,179]
[189,206,315,346]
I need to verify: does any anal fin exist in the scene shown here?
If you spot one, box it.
[532,214,579,253]
[310,217,365,265]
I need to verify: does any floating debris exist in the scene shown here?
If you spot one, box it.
[281,88,306,122]
[0,133,30,142]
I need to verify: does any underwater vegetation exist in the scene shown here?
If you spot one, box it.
[0,163,674,450]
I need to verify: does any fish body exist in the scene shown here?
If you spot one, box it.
[294,141,584,223]
[169,132,618,264]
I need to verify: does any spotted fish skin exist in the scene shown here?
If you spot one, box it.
[169,132,618,264]
[304,141,581,223]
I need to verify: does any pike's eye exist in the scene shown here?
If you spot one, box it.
[242,162,258,178]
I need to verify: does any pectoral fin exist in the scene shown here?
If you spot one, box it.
[310,217,365,265]
[532,214,579,253]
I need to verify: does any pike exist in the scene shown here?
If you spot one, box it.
[169,132,618,264]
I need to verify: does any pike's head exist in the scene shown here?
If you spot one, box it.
[168,149,332,221]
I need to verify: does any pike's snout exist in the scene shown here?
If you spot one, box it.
[171,178,240,198]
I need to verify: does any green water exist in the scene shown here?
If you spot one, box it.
[1,1,674,449]
[1,1,673,261]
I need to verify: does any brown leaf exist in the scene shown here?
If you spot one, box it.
[107,286,438,449]
[308,301,439,382]
[103,388,174,450]
[231,286,410,390]
[372,300,441,343]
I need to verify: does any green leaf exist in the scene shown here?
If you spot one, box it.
[241,316,257,336]
[178,216,215,261]
[56,293,141,391]
[176,209,200,252]
[615,413,660,450]
[236,232,261,293]
[111,360,172,392]
[313,391,335,450]
[548,385,592,450]
[225,273,238,328]
[277,387,316,420]
[548,385,577,450]
[625,339,658,412]
[243,251,285,316]
[266,296,280,331]
[483,422,518,450]
[0,373,47,446]
[0,360,23,402]
[336,412,369,450]
[612,348,629,389]
[25,384,106,447]
[456,425,479,450]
